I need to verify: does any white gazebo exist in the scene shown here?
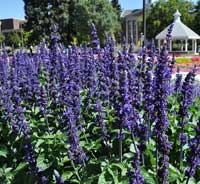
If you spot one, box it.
[156,10,200,54]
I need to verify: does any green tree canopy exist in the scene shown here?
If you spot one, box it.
[146,0,195,39]
[23,0,121,45]
[194,0,200,35]
[0,33,5,44]
[5,31,21,48]
[74,0,121,44]
[24,0,70,45]
[111,0,122,18]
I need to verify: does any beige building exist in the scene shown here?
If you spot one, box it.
[122,0,153,44]
[0,18,26,33]
[122,9,142,44]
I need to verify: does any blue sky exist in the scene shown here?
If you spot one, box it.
[0,0,198,19]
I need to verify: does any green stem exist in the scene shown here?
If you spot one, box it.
[119,138,122,163]
[83,128,97,160]
[179,122,184,171]
[131,133,138,154]
[71,160,81,182]
[44,114,50,134]
[156,136,158,175]
[186,177,190,184]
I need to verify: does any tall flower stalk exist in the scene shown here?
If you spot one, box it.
[178,67,196,170]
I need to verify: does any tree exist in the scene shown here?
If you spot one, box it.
[5,31,21,48]
[23,0,121,45]
[146,0,195,39]
[24,0,70,45]
[74,0,121,44]
[23,0,51,44]
[0,33,5,47]
[111,0,122,18]
[194,0,200,35]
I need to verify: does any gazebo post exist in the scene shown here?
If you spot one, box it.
[181,40,183,51]
[194,39,197,54]
[158,39,161,49]
[192,40,194,52]
[170,40,172,52]
[185,40,188,52]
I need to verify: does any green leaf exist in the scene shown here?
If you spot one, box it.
[0,146,8,158]
[62,171,74,180]
[130,143,136,153]
[107,168,118,184]
[140,168,156,184]
[35,139,45,148]
[37,154,51,171]
[123,153,134,159]
[187,177,196,184]
[168,164,182,182]
[111,163,127,176]
[32,106,40,115]
[98,172,106,184]
[14,162,28,175]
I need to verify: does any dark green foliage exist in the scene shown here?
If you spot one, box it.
[194,0,200,35]
[23,0,121,45]
[111,0,122,18]
[5,30,21,47]
[24,0,70,45]
[23,0,51,44]
[76,0,121,44]
[0,33,5,44]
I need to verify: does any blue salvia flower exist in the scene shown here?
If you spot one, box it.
[178,67,196,158]
[185,119,200,183]
[51,24,60,43]
[128,37,134,58]
[174,67,182,93]
[166,23,174,50]
[153,28,173,183]
[64,108,87,164]
[0,49,9,87]
[94,100,109,141]
[122,37,127,56]
[38,85,48,115]
[96,58,110,106]
[142,69,154,139]
[127,152,144,184]
[118,63,129,139]
[91,23,100,54]
[178,67,196,121]
[105,34,115,60]
[157,135,171,183]
[13,104,48,183]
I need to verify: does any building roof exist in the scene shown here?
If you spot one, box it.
[121,9,142,18]
[156,10,200,40]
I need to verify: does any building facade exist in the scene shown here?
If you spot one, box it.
[0,18,26,33]
[122,0,153,44]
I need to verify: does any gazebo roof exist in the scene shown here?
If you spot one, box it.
[156,10,200,40]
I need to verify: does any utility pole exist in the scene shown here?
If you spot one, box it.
[142,0,146,45]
